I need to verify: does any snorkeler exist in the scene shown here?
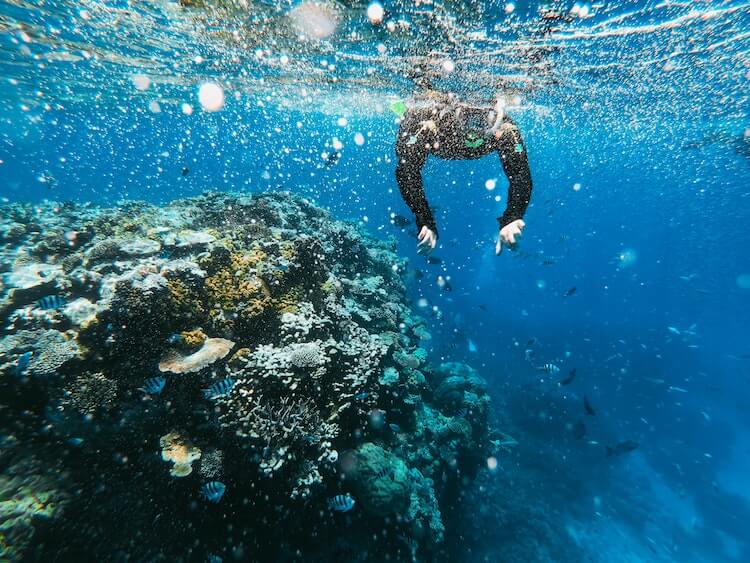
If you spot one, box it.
[394,95,532,255]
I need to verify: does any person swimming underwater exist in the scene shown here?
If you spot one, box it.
[394,93,532,255]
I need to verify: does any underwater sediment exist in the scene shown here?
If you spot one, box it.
[0,192,494,561]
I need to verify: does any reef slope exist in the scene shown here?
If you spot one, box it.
[0,192,492,561]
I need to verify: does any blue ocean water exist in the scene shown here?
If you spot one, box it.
[1,0,749,561]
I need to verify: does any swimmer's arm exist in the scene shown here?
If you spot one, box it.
[395,114,437,236]
[496,120,533,228]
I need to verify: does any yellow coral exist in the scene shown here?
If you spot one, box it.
[280,241,296,261]
[228,347,252,368]
[180,328,206,348]
[205,258,272,325]
[160,431,201,477]
[167,279,206,317]
[273,286,304,314]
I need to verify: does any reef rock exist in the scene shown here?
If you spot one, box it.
[342,442,411,517]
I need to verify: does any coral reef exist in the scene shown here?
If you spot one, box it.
[0,192,494,561]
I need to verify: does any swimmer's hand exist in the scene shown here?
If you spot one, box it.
[495,219,525,255]
[417,226,437,253]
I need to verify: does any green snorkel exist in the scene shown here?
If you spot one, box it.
[389,100,408,118]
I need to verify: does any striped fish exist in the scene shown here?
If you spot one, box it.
[328,494,355,512]
[537,363,560,375]
[201,481,226,503]
[142,376,166,395]
[202,377,236,400]
[13,351,32,377]
[375,466,394,480]
[37,295,66,310]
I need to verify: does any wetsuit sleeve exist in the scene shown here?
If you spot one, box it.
[496,119,533,228]
[395,111,437,236]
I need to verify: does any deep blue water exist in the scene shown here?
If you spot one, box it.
[2,0,750,561]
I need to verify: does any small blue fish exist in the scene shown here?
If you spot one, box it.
[537,363,560,375]
[202,377,236,400]
[375,466,393,480]
[354,392,370,401]
[68,437,84,446]
[167,333,183,345]
[13,351,32,377]
[328,494,355,512]
[37,295,66,310]
[142,376,166,395]
[389,423,401,433]
[201,481,226,503]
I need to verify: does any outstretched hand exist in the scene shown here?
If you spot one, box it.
[417,226,437,253]
[495,219,525,255]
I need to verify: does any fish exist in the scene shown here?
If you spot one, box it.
[390,213,411,228]
[389,423,401,433]
[181,166,189,176]
[324,151,341,167]
[328,494,355,512]
[667,326,681,335]
[491,433,519,449]
[537,363,560,375]
[202,377,236,399]
[67,437,84,446]
[583,394,596,416]
[524,349,535,362]
[37,295,66,310]
[558,368,577,386]
[468,339,478,353]
[201,481,226,503]
[606,440,639,457]
[375,466,393,479]
[668,386,688,393]
[426,256,443,265]
[353,391,370,401]
[563,286,577,298]
[142,376,166,395]
[572,421,587,439]
[167,333,183,345]
[13,351,32,377]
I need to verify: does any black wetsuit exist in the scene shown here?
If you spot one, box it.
[395,103,533,237]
